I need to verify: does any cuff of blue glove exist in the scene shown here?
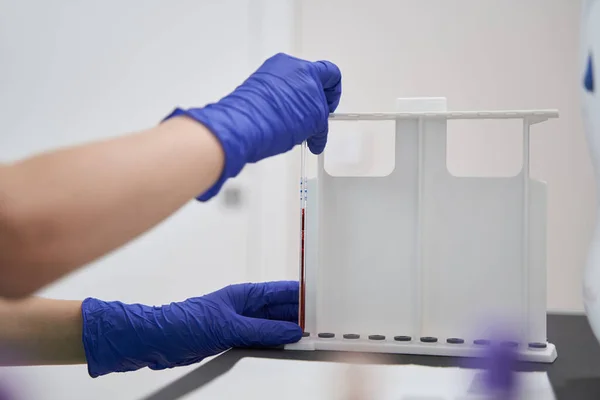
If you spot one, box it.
[82,297,116,378]
[163,107,245,202]
[82,297,154,378]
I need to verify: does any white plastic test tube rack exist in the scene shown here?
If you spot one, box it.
[286,98,559,363]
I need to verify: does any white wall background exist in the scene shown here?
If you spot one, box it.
[0,0,593,399]
[297,0,592,312]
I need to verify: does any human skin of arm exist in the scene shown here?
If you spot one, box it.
[0,116,224,298]
[0,297,85,365]
[0,53,342,299]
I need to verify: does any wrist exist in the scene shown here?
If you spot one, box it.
[82,298,163,377]
[164,105,248,201]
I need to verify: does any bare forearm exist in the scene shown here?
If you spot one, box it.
[0,116,224,297]
[0,297,85,365]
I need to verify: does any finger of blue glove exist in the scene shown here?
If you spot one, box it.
[244,303,298,322]
[216,281,298,315]
[307,132,328,155]
[307,60,342,155]
[247,281,299,305]
[238,281,299,316]
[231,316,302,347]
[312,60,342,112]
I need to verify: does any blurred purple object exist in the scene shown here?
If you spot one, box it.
[484,342,518,398]
[0,384,14,400]
[0,373,18,400]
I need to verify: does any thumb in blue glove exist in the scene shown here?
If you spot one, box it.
[165,53,342,201]
[82,281,302,377]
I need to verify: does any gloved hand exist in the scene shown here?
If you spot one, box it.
[82,281,302,377]
[165,53,342,201]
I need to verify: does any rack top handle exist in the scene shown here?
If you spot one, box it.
[328,110,559,123]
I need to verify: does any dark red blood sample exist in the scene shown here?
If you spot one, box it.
[299,208,306,331]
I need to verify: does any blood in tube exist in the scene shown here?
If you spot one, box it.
[299,207,306,331]
[298,142,308,332]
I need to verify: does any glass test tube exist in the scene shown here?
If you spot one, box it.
[299,141,307,331]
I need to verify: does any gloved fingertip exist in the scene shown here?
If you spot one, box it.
[239,318,303,347]
[276,280,300,290]
[312,60,342,113]
[325,89,342,113]
[280,322,304,343]
[312,60,342,90]
[328,100,341,114]
[258,280,300,302]
[308,135,327,155]
[307,142,324,155]
[238,281,300,316]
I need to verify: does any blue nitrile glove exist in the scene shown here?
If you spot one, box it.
[165,53,342,201]
[81,281,301,378]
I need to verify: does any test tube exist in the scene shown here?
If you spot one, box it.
[298,141,307,331]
